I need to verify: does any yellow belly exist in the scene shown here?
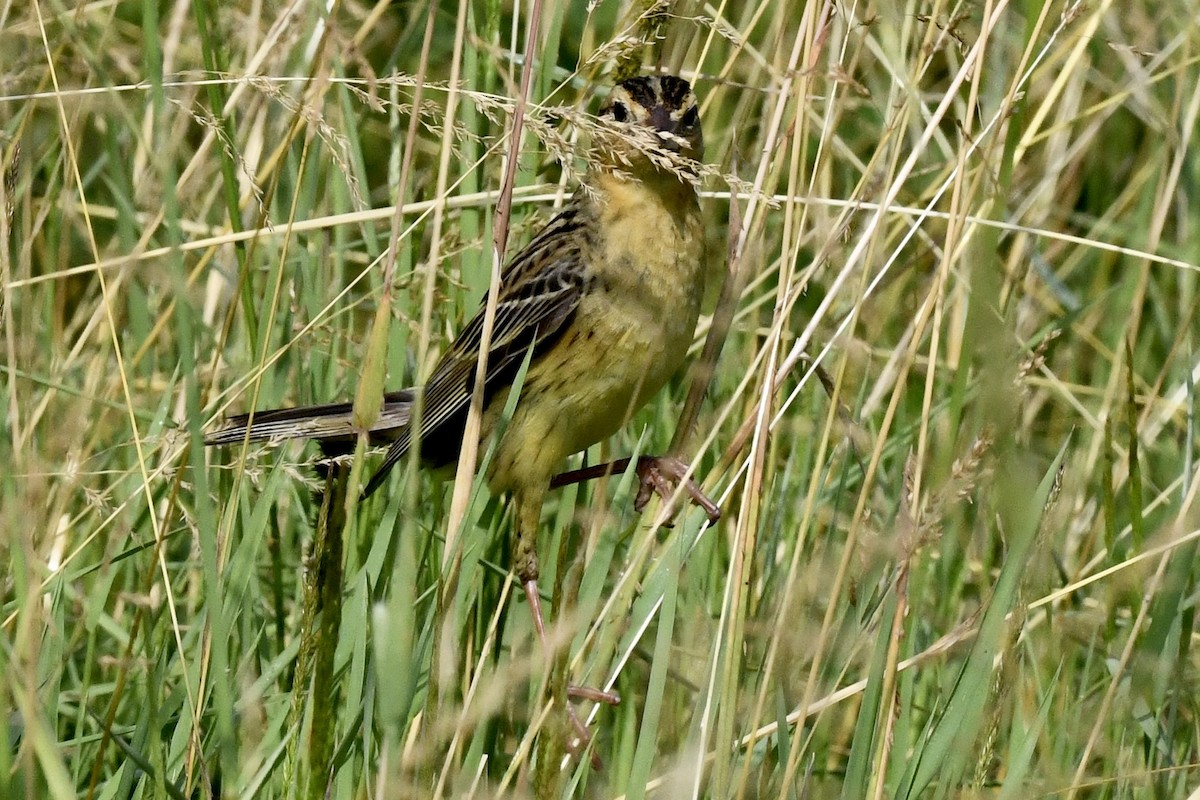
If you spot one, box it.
[485,173,705,495]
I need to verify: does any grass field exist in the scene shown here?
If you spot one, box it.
[4,0,1200,797]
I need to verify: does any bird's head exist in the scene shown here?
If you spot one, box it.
[595,75,704,174]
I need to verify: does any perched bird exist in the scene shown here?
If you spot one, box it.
[206,74,718,696]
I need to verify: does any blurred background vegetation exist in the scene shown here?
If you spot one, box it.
[3,0,1200,797]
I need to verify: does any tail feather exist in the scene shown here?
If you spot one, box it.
[204,390,414,446]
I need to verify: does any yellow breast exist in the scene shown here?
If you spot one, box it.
[485,171,705,494]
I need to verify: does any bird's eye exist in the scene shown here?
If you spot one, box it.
[610,102,629,122]
[681,106,699,128]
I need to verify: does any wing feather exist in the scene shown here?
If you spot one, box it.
[362,197,591,496]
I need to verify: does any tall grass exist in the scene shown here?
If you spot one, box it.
[3,0,1200,797]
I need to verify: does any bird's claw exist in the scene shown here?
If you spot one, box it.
[633,455,721,523]
[564,686,620,770]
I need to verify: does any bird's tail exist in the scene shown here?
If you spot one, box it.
[204,390,414,447]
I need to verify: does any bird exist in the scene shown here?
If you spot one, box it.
[206,74,719,715]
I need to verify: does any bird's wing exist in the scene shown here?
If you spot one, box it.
[363,198,591,496]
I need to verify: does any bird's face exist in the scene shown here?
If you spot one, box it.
[598,75,704,164]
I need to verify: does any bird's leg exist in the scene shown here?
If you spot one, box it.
[551,455,721,524]
[514,493,618,769]
[518,570,620,703]
[520,571,611,769]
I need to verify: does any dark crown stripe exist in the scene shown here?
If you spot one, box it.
[619,77,660,111]
[658,75,692,109]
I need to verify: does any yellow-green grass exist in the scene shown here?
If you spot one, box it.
[3,1,1199,797]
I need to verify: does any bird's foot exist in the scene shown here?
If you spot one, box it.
[550,455,721,524]
[565,685,620,769]
[522,580,619,770]
[633,455,721,524]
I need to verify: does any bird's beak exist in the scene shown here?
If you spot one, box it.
[650,105,674,132]
[649,106,683,152]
